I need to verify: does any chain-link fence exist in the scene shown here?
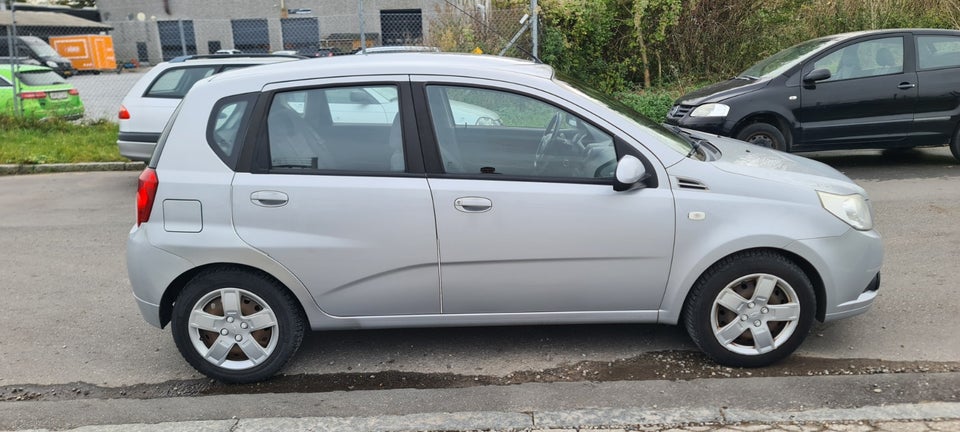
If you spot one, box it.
[2,2,538,121]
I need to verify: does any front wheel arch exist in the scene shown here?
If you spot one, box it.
[733,114,793,151]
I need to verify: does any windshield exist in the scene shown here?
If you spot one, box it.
[556,73,694,156]
[21,37,60,58]
[740,37,839,78]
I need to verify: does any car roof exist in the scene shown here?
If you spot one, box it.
[0,64,52,73]
[825,28,960,41]
[207,53,552,89]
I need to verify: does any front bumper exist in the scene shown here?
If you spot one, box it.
[785,227,883,322]
[663,113,728,136]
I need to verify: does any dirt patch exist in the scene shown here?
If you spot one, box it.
[2,351,958,402]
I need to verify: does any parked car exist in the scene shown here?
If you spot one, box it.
[128,53,882,383]
[0,64,84,120]
[117,53,302,161]
[0,36,77,78]
[664,28,960,161]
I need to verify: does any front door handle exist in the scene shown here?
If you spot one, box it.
[250,190,288,207]
[898,82,916,90]
[454,197,492,213]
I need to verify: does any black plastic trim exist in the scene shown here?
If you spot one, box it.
[117,132,162,143]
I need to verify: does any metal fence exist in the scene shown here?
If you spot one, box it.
[2,3,539,121]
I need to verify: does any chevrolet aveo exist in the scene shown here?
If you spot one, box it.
[127,54,883,383]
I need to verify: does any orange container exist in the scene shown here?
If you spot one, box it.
[49,34,117,73]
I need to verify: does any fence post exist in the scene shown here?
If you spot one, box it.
[358,0,366,54]
[178,19,186,56]
[531,0,538,59]
[6,0,21,117]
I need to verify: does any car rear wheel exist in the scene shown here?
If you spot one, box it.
[683,251,815,367]
[171,268,305,383]
[736,122,787,151]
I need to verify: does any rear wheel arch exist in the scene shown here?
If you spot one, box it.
[158,263,306,328]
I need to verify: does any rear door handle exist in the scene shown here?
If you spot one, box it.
[898,82,916,90]
[250,190,288,207]
[454,197,492,213]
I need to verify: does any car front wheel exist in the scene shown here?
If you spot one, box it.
[736,122,787,151]
[683,251,815,367]
[171,268,305,383]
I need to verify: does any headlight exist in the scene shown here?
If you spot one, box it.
[817,191,873,230]
[46,60,58,68]
[690,103,730,117]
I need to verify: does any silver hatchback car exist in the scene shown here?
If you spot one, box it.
[127,54,882,383]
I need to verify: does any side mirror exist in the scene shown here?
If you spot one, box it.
[803,68,831,84]
[613,155,647,192]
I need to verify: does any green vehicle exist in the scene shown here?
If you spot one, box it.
[0,64,84,120]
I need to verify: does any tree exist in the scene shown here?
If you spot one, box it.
[632,0,683,88]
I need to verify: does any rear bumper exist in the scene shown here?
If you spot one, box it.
[127,224,195,328]
[118,132,160,162]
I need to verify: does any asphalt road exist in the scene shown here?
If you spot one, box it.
[69,69,147,121]
[1,147,957,391]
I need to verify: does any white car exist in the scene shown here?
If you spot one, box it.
[117,54,301,162]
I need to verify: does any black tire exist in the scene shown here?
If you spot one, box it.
[951,125,960,162]
[736,122,787,151]
[171,268,305,383]
[682,250,815,367]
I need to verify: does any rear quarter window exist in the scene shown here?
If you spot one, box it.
[144,66,217,98]
[207,92,258,168]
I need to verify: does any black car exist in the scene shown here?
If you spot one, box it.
[665,28,960,161]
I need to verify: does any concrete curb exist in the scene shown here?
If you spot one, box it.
[6,403,959,432]
[0,162,144,176]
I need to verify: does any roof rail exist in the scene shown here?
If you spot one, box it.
[168,53,307,63]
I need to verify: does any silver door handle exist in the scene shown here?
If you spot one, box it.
[454,197,492,213]
[250,191,288,207]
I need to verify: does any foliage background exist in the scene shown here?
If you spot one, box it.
[504,0,960,96]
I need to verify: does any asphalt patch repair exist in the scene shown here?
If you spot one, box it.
[2,351,959,403]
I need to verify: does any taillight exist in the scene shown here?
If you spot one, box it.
[119,105,130,120]
[136,168,158,226]
[19,91,47,99]
[68,88,79,96]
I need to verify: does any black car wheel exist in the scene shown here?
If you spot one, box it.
[736,123,787,151]
[683,250,815,367]
[171,268,305,383]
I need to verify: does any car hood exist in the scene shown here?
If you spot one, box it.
[676,77,769,106]
[706,134,863,195]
